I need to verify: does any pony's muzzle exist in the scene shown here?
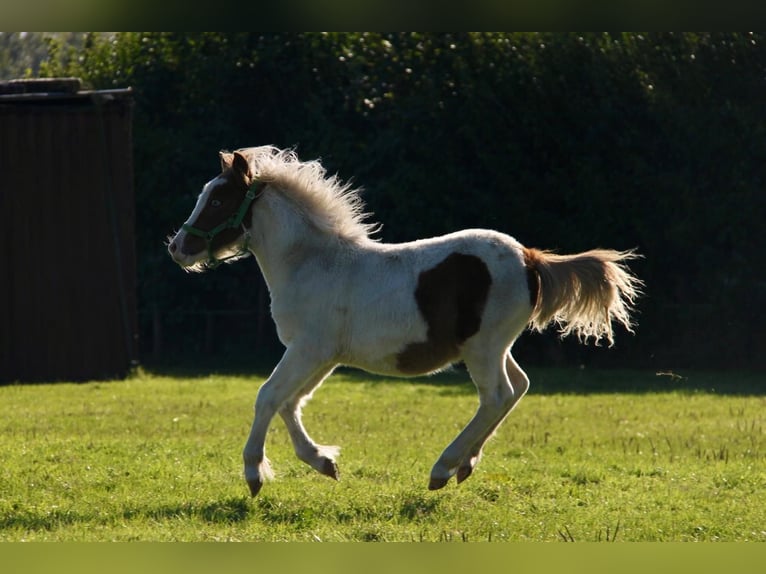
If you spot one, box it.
[168,237,185,263]
[167,234,197,266]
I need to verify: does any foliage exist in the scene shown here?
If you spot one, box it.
[0,32,86,79]
[0,32,50,78]
[0,368,764,541]
[35,32,766,369]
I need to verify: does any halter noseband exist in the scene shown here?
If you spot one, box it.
[181,180,264,269]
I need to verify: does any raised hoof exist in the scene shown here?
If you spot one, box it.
[456,464,473,484]
[320,458,340,481]
[247,478,263,497]
[428,476,450,491]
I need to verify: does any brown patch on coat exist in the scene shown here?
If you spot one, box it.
[396,253,492,375]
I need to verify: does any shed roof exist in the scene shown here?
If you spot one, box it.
[0,77,132,103]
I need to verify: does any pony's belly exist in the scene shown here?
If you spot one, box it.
[343,347,457,378]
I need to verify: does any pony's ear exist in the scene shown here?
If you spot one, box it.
[219,151,234,171]
[232,151,253,181]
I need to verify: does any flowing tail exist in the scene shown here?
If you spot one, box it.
[523,247,643,346]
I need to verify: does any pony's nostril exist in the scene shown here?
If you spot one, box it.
[169,241,178,254]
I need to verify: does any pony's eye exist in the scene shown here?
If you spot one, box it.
[210,199,222,208]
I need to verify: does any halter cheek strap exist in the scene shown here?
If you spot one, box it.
[182,181,264,268]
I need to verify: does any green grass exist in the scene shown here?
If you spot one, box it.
[0,367,764,541]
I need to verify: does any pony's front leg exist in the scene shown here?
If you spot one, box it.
[279,368,341,480]
[242,346,335,496]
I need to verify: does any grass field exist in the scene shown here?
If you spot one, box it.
[0,366,764,541]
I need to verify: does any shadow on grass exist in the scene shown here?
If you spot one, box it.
[0,498,255,533]
[0,493,446,539]
[0,506,89,532]
[141,355,765,396]
[123,497,253,524]
[141,355,275,381]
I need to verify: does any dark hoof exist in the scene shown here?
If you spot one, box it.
[320,458,340,481]
[456,464,473,484]
[428,476,450,490]
[247,478,263,497]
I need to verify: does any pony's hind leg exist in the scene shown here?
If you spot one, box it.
[242,345,335,496]
[279,370,341,481]
[454,352,529,484]
[428,347,529,490]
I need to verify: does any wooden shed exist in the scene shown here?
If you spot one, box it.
[0,78,138,382]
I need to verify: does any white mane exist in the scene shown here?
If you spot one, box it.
[240,146,379,243]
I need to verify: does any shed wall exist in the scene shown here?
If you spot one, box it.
[0,92,137,382]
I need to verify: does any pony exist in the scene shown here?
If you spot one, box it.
[167,146,642,496]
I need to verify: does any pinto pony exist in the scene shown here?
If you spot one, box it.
[168,146,642,496]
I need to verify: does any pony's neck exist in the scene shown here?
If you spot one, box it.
[248,188,350,291]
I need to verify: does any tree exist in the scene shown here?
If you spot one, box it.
[37,32,766,369]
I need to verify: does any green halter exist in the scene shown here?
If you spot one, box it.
[181,181,263,269]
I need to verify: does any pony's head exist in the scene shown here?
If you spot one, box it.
[168,150,263,271]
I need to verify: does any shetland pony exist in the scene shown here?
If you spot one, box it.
[168,146,642,496]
